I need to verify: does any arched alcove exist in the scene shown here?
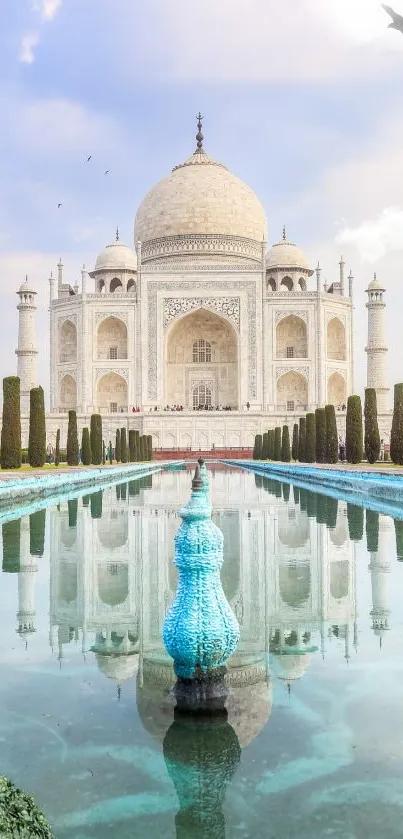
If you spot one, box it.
[166,308,238,409]
[97,278,106,293]
[328,372,346,406]
[60,375,77,411]
[279,562,311,608]
[276,315,307,359]
[110,277,123,293]
[267,277,276,292]
[97,563,129,606]
[97,372,128,414]
[329,515,348,547]
[280,276,293,291]
[98,513,128,549]
[276,371,308,412]
[58,561,78,603]
[327,318,346,360]
[330,560,349,600]
[298,277,307,291]
[97,317,128,360]
[59,320,77,363]
[278,513,309,549]
[127,278,136,292]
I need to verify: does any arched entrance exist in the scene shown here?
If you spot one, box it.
[276,315,307,359]
[327,318,346,360]
[60,374,77,411]
[97,373,128,414]
[97,317,127,360]
[165,308,239,409]
[276,371,308,412]
[328,372,346,406]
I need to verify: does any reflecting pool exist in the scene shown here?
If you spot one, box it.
[1,465,403,837]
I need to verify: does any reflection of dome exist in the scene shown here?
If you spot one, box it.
[93,239,137,272]
[271,652,312,682]
[266,233,313,274]
[134,142,267,265]
[95,653,138,684]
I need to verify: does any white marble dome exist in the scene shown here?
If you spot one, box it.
[134,146,267,264]
[94,237,137,272]
[267,233,313,274]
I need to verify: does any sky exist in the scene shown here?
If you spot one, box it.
[1,0,403,402]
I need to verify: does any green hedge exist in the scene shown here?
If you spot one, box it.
[325,404,338,463]
[347,503,364,542]
[129,430,136,462]
[115,429,121,463]
[281,425,291,462]
[305,413,316,463]
[261,432,269,460]
[55,429,60,466]
[274,427,282,460]
[67,410,79,466]
[121,428,128,463]
[29,510,45,557]
[298,417,306,463]
[1,377,21,469]
[2,520,21,573]
[364,388,380,464]
[391,383,403,465]
[90,414,102,465]
[346,395,363,464]
[28,386,46,467]
[0,775,55,838]
[292,423,299,461]
[81,427,91,465]
[366,509,379,553]
[315,408,327,464]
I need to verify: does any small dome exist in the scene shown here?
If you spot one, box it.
[271,652,311,682]
[94,236,137,273]
[266,231,313,274]
[17,278,36,294]
[367,273,385,293]
[95,653,138,684]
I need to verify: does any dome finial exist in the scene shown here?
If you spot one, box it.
[116,225,119,242]
[283,225,286,241]
[196,112,204,150]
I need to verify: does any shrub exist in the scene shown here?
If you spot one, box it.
[0,775,55,838]
[298,417,306,463]
[305,413,316,463]
[282,483,290,502]
[346,395,363,464]
[115,428,121,462]
[347,503,364,542]
[394,518,403,561]
[292,423,299,461]
[68,499,78,528]
[129,430,136,462]
[315,408,327,464]
[134,430,140,461]
[55,429,60,466]
[90,414,102,465]
[325,496,338,530]
[67,410,79,466]
[274,427,282,460]
[366,509,379,553]
[2,520,21,573]
[102,441,106,464]
[108,440,113,464]
[268,430,274,460]
[299,488,308,512]
[90,490,103,519]
[281,425,291,462]
[81,427,91,465]
[147,435,153,461]
[261,432,269,460]
[121,428,128,463]
[364,388,380,464]
[28,386,46,467]
[325,404,338,463]
[293,485,300,504]
[390,384,403,465]
[29,510,45,557]
[306,490,317,518]
[1,377,21,469]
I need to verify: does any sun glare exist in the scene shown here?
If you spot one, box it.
[316,0,394,43]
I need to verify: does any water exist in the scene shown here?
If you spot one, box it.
[1,465,403,838]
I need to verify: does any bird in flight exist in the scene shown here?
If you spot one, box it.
[104,169,110,175]
[382,4,403,32]
[86,155,92,162]
[57,203,63,208]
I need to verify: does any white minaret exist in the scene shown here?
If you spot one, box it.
[369,514,392,646]
[365,273,389,413]
[16,277,38,413]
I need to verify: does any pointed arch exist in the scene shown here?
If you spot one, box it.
[327,317,346,360]
[276,315,307,359]
[59,374,77,411]
[59,320,77,363]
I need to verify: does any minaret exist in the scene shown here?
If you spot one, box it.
[16,277,38,413]
[365,273,389,413]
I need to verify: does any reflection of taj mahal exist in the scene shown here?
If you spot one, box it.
[15,120,392,448]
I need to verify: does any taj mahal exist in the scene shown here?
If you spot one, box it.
[14,117,391,449]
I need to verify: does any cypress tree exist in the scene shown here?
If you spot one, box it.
[140,435,147,461]
[90,490,103,519]
[390,384,403,465]
[305,413,316,463]
[108,440,113,464]
[115,428,121,462]
[253,434,263,460]
[325,404,339,464]
[347,503,364,542]
[306,490,317,518]
[292,423,299,461]
[81,427,91,465]
[28,386,46,467]
[325,496,338,530]
[55,428,60,467]
[129,430,136,462]
[261,432,269,460]
[102,441,106,464]
[68,498,78,527]
[267,430,272,460]
[316,493,328,524]
[147,435,153,461]
[82,494,90,507]
[299,488,308,512]
[346,395,363,464]
[293,485,300,504]
[90,414,103,465]
[1,377,21,469]
[298,417,306,463]
[129,480,140,497]
[315,408,327,464]
[2,519,21,572]
[67,410,79,466]
[394,518,403,561]
[121,428,128,463]
[29,509,46,557]
[274,427,282,460]
[274,480,282,498]
[364,388,380,464]
[282,483,290,502]
[281,425,291,462]
[366,509,379,553]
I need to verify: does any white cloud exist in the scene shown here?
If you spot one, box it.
[335,207,403,263]
[19,32,40,64]
[39,0,63,21]
[19,0,63,63]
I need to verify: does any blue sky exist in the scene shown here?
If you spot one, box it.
[1,0,403,398]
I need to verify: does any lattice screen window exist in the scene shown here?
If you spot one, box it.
[287,400,295,412]
[286,346,295,358]
[193,339,212,363]
[109,346,118,360]
[193,384,212,409]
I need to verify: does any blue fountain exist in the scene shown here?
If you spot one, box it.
[163,462,239,711]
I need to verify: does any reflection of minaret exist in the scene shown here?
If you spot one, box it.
[17,517,38,638]
[369,514,392,644]
[365,273,389,413]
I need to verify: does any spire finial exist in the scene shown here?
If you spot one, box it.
[25,274,28,283]
[196,112,204,150]
[374,272,377,281]
[283,225,286,241]
[116,225,119,242]
[191,463,203,490]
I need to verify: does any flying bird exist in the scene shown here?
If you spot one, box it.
[382,4,403,32]
[104,169,110,175]
[86,155,92,162]
[57,203,63,208]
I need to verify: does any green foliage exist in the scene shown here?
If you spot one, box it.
[133,430,140,462]
[82,494,90,507]
[254,473,263,489]
[120,482,127,500]
[364,388,380,464]
[261,432,269,460]
[2,520,20,573]
[315,408,327,464]
[120,427,128,463]
[66,410,79,466]
[253,434,262,460]
[299,488,307,512]
[347,503,364,542]
[390,383,403,465]
[281,425,291,462]
[366,509,379,553]
[68,499,78,528]
[129,430,136,462]
[108,440,113,464]
[102,441,106,464]
[298,417,306,463]
[346,395,363,464]
[0,775,55,838]
[90,490,103,519]
[115,428,121,462]
[282,483,290,502]
[325,497,338,530]
[273,427,282,460]
[129,480,140,497]
[293,485,300,504]
[316,493,328,525]
[306,490,317,518]
[29,510,45,557]
[55,429,60,467]
[147,435,153,461]
[28,386,46,468]
[292,423,299,461]
[1,377,21,469]
[81,427,91,466]
[325,404,339,464]
[394,518,403,561]
[305,413,316,463]
[90,414,103,465]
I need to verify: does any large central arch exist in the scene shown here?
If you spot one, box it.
[165,308,239,409]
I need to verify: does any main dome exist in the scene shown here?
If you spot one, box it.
[134,132,267,266]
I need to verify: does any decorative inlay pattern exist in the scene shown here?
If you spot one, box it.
[163,297,240,329]
[57,369,76,383]
[275,310,308,324]
[94,367,129,382]
[57,313,77,327]
[141,234,263,264]
[94,311,129,326]
[276,366,309,379]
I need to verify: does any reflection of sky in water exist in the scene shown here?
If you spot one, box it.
[1,467,403,837]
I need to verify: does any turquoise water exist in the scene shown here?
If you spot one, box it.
[1,465,403,837]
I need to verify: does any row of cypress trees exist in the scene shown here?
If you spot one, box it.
[253,426,291,462]
[1,377,47,469]
[115,428,153,463]
[252,404,339,464]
